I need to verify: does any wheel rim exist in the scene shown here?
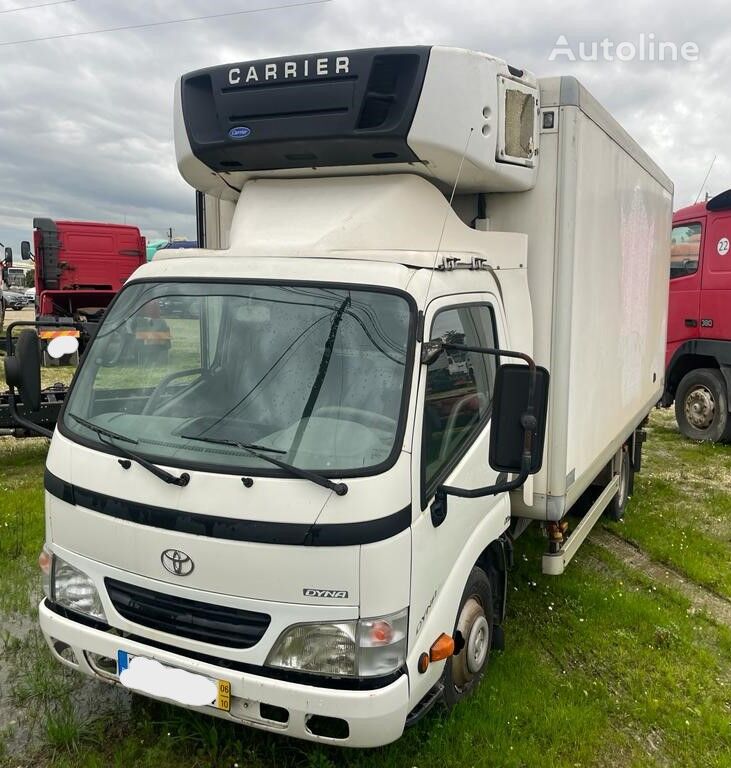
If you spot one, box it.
[451,597,489,690]
[466,615,490,673]
[685,385,716,430]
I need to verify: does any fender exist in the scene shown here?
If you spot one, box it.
[406,494,510,712]
[664,339,731,408]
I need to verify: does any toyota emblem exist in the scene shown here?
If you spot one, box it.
[161,549,194,576]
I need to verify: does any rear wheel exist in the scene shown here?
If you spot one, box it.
[675,368,729,442]
[443,567,493,709]
[606,444,632,521]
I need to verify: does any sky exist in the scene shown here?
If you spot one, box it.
[0,0,728,254]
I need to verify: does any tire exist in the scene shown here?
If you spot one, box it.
[442,567,493,709]
[675,368,729,443]
[606,444,632,521]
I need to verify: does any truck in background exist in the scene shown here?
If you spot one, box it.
[4,46,672,747]
[28,218,146,327]
[1,220,146,433]
[662,190,731,441]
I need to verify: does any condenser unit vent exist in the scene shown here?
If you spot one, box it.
[498,76,538,167]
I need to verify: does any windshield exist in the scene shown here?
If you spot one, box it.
[63,281,413,475]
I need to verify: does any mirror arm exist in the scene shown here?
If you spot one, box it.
[7,392,53,439]
[431,453,532,528]
[438,449,532,501]
[443,343,533,368]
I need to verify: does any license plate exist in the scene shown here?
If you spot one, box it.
[117,651,231,712]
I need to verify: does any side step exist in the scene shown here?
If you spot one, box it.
[405,682,444,728]
[542,475,620,576]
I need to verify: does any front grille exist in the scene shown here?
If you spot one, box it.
[105,578,271,649]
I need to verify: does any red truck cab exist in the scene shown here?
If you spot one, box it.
[33,218,146,323]
[664,189,731,440]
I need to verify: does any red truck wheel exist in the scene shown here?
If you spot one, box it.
[675,368,729,442]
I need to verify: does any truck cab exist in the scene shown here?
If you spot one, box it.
[664,190,731,441]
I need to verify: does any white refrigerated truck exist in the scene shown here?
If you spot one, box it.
[4,46,672,747]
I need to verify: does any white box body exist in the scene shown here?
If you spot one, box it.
[487,76,673,519]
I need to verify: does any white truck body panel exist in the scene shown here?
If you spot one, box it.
[486,76,673,520]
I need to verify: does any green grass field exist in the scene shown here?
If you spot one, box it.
[1,410,730,768]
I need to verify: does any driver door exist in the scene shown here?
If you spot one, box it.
[408,294,511,697]
[668,219,704,354]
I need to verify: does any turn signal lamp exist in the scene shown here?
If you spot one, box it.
[429,633,455,662]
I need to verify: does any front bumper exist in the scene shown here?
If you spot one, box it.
[39,600,410,748]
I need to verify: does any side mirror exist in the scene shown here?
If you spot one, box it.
[20,241,31,260]
[428,347,550,527]
[489,363,549,474]
[4,329,42,411]
[4,246,12,267]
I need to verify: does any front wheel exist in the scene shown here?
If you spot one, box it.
[675,368,729,442]
[442,567,493,709]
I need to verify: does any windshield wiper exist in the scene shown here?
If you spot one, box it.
[69,413,190,487]
[181,433,348,497]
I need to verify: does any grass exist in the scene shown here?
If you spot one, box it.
[40,366,76,390]
[604,408,731,599]
[0,438,47,615]
[0,410,730,767]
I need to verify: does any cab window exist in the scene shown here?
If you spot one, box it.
[671,222,702,279]
[422,304,497,499]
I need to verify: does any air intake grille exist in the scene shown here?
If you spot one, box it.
[356,53,421,130]
[105,578,271,649]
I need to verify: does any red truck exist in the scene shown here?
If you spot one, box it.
[26,218,146,325]
[2,220,149,433]
[663,189,731,441]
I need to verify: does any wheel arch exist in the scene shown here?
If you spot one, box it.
[665,340,731,408]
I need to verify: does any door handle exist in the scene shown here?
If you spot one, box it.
[684,318,698,327]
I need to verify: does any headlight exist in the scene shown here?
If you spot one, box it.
[45,551,107,622]
[266,609,407,678]
[266,622,357,677]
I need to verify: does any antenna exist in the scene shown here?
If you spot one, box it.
[423,127,475,304]
[694,154,717,204]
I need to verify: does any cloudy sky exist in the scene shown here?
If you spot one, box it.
[0,0,727,253]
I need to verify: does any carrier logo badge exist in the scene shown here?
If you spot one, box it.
[303,588,349,599]
[228,126,252,140]
[161,549,194,576]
